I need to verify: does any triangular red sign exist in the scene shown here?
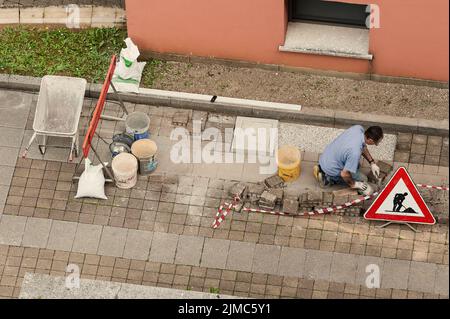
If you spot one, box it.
[364,167,436,225]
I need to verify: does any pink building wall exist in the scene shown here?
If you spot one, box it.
[125,0,449,82]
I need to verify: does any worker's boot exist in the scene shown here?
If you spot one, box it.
[313,165,328,188]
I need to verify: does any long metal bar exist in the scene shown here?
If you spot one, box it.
[90,145,115,182]
[110,82,129,116]
[377,221,418,232]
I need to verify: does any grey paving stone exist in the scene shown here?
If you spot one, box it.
[381,259,411,290]
[0,127,24,147]
[19,273,239,300]
[46,220,77,252]
[0,215,27,246]
[175,235,204,266]
[0,185,9,206]
[232,117,278,156]
[0,165,14,186]
[200,238,231,269]
[330,252,358,284]
[72,223,103,255]
[408,261,437,294]
[355,255,384,287]
[278,247,307,277]
[22,218,52,248]
[0,90,32,129]
[97,226,128,258]
[0,146,20,167]
[149,232,179,263]
[123,229,153,261]
[434,265,449,296]
[226,241,256,272]
[304,250,333,281]
[252,244,281,275]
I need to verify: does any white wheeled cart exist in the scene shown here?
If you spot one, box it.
[22,75,87,162]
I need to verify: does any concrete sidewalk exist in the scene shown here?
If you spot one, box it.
[0,89,448,299]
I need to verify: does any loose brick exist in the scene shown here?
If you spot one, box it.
[409,154,425,164]
[411,143,426,155]
[412,134,427,145]
[394,151,410,163]
[424,155,440,166]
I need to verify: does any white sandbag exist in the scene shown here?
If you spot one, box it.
[75,159,108,200]
[112,37,146,93]
[112,61,146,93]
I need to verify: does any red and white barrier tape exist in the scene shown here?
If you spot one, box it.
[211,182,449,229]
[212,196,240,229]
[242,192,380,217]
[213,192,380,228]
[416,184,449,191]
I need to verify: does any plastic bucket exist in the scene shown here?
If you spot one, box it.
[131,139,158,175]
[112,153,138,189]
[126,112,150,141]
[109,142,131,158]
[277,145,302,182]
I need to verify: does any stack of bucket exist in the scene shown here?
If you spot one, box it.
[111,112,159,189]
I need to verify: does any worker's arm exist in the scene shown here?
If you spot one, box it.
[341,169,368,191]
[341,169,356,187]
[362,146,375,164]
[362,146,381,178]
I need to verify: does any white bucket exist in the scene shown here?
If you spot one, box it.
[112,153,138,189]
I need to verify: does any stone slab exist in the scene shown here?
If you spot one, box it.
[149,232,179,263]
[0,215,27,246]
[330,252,358,284]
[175,235,204,266]
[0,127,25,147]
[20,7,44,24]
[19,273,239,299]
[408,261,437,294]
[97,226,128,258]
[22,217,52,249]
[0,147,20,167]
[434,265,449,296]
[200,238,230,269]
[381,259,411,290]
[232,116,278,156]
[281,22,371,59]
[278,247,307,278]
[252,244,281,275]
[72,223,103,255]
[304,250,333,281]
[0,7,19,23]
[226,241,256,272]
[123,230,153,261]
[46,220,77,252]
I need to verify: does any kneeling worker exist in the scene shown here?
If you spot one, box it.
[314,125,384,193]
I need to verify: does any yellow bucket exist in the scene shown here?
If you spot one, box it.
[277,145,302,182]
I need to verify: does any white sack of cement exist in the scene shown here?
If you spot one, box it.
[75,159,108,200]
[112,38,147,93]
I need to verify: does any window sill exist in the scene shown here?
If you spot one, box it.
[279,22,373,61]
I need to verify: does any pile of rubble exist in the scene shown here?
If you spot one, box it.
[228,161,396,217]
[229,176,361,217]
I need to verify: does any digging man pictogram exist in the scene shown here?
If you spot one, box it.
[393,192,408,212]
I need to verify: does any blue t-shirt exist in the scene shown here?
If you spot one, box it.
[319,125,365,177]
